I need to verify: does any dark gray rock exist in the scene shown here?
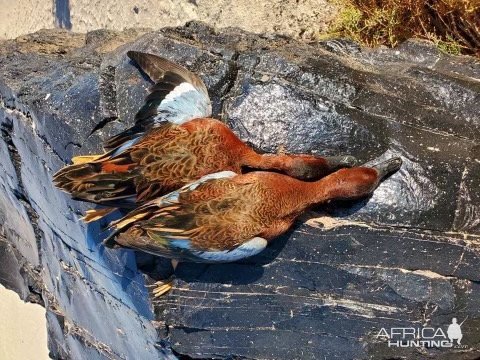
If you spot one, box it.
[0,23,479,359]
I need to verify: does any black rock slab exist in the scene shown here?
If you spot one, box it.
[0,23,479,359]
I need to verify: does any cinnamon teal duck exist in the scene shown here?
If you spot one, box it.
[53,51,357,221]
[53,51,355,222]
[105,157,402,296]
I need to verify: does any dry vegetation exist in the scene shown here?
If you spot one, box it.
[331,0,480,56]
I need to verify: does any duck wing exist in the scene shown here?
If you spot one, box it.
[104,171,268,263]
[54,122,187,206]
[184,237,268,263]
[104,51,212,152]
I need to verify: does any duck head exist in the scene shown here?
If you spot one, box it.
[285,154,357,180]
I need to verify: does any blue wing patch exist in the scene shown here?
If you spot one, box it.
[155,82,211,125]
[104,51,212,152]
[188,237,268,263]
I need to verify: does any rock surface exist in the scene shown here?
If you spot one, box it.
[0,22,479,359]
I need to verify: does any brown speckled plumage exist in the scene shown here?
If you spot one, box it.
[106,157,402,262]
[53,117,352,208]
[53,51,357,217]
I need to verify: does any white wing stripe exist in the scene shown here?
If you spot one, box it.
[153,171,237,206]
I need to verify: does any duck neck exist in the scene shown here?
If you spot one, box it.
[296,179,331,210]
[241,151,294,173]
[276,177,330,216]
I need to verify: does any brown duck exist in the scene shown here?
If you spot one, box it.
[53,51,356,221]
[105,157,402,296]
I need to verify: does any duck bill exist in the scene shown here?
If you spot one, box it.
[372,157,403,179]
[325,155,357,170]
